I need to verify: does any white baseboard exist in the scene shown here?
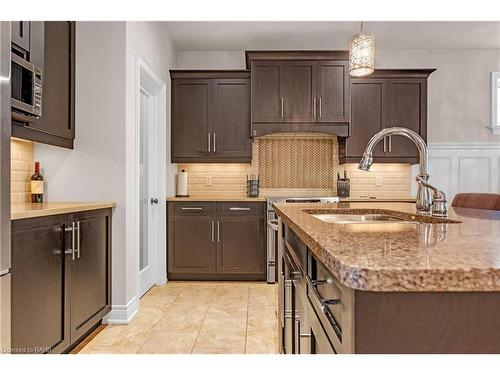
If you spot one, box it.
[103,296,139,325]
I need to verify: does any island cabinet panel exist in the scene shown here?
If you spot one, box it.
[170,71,251,163]
[11,209,112,354]
[250,61,284,123]
[11,215,70,354]
[167,201,266,280]
[11,21,76,149]
[338,70,433,164]
[69,210,111,342]
[283,61,317,123]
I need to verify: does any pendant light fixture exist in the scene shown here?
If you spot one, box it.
[348,21,375,77]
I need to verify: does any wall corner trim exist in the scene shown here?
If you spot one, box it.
[103,296,139,325]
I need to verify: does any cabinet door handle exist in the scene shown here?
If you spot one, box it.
[280,97,284,118]
[217,221,220,242]
[229,207,251,211]
[181,207,203,211]
[313,97,316,118]
[211,221,215,242]
[383,136,387,152]
[213,132,216,152]
[65,223,75,260]
[76,221,81,259]
[207,132,211,152]
[319,97,322,118]
[388,135,392,152]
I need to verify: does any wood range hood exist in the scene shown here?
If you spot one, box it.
[246,50,351,138]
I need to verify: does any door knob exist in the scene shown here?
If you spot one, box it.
[150,198,159,204]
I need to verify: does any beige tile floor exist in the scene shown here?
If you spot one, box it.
[79,281,278,354]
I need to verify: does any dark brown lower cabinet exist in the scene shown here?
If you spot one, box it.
[11,208,112,354]
[217,215,265,276]
[167,201,266,280]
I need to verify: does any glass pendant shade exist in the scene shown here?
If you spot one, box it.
[349,32,375,77]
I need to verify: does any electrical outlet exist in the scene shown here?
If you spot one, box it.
[205,176,212,186]
[376,176,383,186]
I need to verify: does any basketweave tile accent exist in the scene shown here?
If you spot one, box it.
[11,138,35,204]
[258,135,337,189]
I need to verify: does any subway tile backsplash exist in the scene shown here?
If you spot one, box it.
[177,134,412,199]
[11,138,35,204]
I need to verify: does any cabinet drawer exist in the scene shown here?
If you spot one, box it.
[170,202,215,216]
[216,201,264,216]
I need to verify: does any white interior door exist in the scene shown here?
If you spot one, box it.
[139,88,157,297]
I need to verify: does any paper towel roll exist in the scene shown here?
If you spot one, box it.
[176,169,189,197]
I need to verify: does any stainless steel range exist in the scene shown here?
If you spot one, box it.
[266,196,339,283]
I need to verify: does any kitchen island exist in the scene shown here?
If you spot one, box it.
[274,201,500,354]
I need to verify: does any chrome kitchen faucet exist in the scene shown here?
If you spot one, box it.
[358,127,448,217]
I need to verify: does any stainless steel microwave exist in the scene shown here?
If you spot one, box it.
[11,53,43,121]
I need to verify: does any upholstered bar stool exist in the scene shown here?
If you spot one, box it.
[451,193,500,211]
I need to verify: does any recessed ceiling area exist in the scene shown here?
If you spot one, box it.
[164,21,500,51]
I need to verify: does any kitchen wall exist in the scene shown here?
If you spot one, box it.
[33,21,177,323]
[179,134,411,198]
[177,48,500,197]
[176,48,500,144]
[10,139,34,204]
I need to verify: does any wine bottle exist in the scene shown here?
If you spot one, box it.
[30,162,44,203]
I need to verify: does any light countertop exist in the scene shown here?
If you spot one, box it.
[12,202,116,220]
[167,196,266,202]
[274,201,500,292]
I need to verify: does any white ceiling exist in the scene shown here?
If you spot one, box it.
[164,21,500,51]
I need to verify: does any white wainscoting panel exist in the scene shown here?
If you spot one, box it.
[428,143,500,200]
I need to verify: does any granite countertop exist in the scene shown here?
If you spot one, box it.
[12,202,116,220]
[274,201,500,292]
[166,196,266,202]
[339,197,416,203]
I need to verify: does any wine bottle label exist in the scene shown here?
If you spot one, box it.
[31,181,44,194]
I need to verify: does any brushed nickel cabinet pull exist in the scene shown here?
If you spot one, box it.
[213,132,216,152]
[280,97,284,118]
[383,136,387,152]
[181,207,203,211]
[208,132,211,152]
[388,135,392,152]
[313,97,316,118]
[217,221,220,242]
[319,97,322,118]
[76,221,81,259]
[65,223,75,260]
[229,207,251,211]
[211,221,214,242]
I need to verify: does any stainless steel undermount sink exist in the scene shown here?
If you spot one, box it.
[312,213,416,224]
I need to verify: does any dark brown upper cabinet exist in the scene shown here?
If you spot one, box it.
[246,51,350,137]
[338,69,434,165]
[11,21,31,52]
[170,71,251,163]
[11,21,76,149]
